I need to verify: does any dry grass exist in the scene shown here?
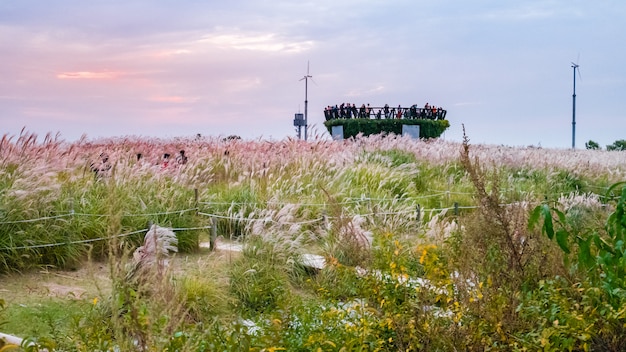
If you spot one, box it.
[1,262,111,306]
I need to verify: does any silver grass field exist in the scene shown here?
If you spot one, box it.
[1,131,626,351]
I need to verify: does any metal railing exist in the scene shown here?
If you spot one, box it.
[324,105,447,121]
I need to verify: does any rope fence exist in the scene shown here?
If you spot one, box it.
[0,208,200,226]
[1,213,74,224]
[71,208,199,218]
[196,212,324,225]
[0,193,611,228]
[0,225,214,251]
[4,228,149,250]
[0,204,476,252]
[0,186,617,251]
[3,205,442,226]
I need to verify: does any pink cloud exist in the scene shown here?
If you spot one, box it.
[154,49,193,57]
[56,71,120,79]
[148,96,198,103]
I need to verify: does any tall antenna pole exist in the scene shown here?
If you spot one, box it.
[571,62,578,149]
[300,61,312,141]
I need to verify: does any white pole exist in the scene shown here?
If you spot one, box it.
[0,331,24,346]
[571,63,577,149]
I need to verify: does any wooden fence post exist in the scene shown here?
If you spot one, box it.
[210,216,217,251]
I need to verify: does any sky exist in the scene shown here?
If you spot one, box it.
[1,0,625,149]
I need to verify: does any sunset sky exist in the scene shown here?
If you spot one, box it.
[2,1,625,148]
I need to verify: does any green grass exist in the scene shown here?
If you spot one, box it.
[3,299,90,339]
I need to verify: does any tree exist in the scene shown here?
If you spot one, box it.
[606,139,626,151]
[585,140,600,150]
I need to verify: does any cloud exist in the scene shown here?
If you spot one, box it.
[148,96,199,103]
[56,71,120,79]
[479,3,584,22]
[155,49,193,57]
[197,31,314,53]
[344,85,386,98]
[223,77,262,92]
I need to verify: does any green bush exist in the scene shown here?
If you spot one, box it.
[606,139,626,151]
[323,119,450,139]
[528,182,626,350]
[228,237,291,314]
[310,260,363,301]
[0,176,203,273]
[177,275,232,322]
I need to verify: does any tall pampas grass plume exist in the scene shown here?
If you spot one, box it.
[128,225,178,281]
[133,225,178,264]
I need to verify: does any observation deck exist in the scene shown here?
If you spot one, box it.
[323,103,449,140]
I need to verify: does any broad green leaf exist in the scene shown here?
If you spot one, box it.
[616,240,625,252]
[540,204,554,240]
[556,229,570,254]
[606,182,626,242]
[577,236,594,268]
[606,181,626,200]
[593,235,613,254]
[554,207,566,225]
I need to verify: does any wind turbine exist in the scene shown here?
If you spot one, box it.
[300,61,312,141]
[571,57,581,149]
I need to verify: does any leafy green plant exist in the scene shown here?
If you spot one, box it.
[528,181,626,350]
[530,183,626,288]
[310,257,363,301]
[516,277,595,351]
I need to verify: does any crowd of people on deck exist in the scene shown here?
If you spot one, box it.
[324,103,447,121]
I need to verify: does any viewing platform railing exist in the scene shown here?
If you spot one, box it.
[324,105,447,121]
